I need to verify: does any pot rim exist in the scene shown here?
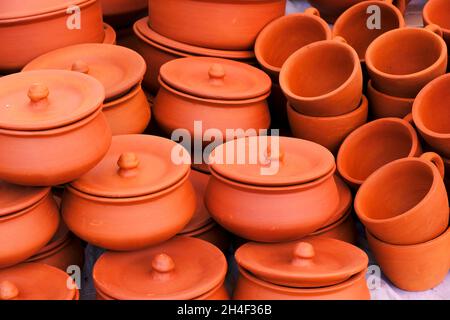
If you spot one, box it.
[423,0,450,36]
[0,191,52,222]
[179,220,217,237]
[27,235,72,262]
[312,206,352,235]
[367,80,414,103]
[103,23,117,45]
[103,83,143,109]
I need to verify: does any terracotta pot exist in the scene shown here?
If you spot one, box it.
[365,25,448,99]
[367,226,450,291]
[279,37,363,117]
[0,183,59,268]
[337,115,422,189]
[255,9,332,80]
[131,17,256,94]
[0,70,111,186]
[103,23,117,44]
[233,238,370,299]
[148,0,286,51]
[62,135,196,251]
[333,1,405,62]
[93,236,229,300]
[423,0,450,51]
[288,95,368,155]
[100,0,147,29]
[356,152,449,245]
[367,80,413,119]
[0,0,105,73]
[205,136,339,242]
[413,73,450,158]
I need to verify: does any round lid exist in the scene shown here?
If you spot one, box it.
[235,238,368,288]
[160,57,271,100]
[0,263,77,300]
[209,136,336,187]
[0,0,88,20]
[71,135,190,198]
[321,175,352,227]
[23,44,146,101]
[93,236,227,300]
[0,70,104,131]
[0,181,49,217]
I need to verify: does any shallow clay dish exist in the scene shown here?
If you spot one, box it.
[367,80,414,119]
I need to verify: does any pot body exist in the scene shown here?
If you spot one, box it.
[310,210,357,244]
[367,80,413,119]
[0,109,111,186]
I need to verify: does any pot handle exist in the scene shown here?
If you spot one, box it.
[425,24,443,38]
[72,60,90,74]
[117,152,140,178]
[28,83,49,103]
[0,281,19,300]
[151,253,175,281]
[304,7,320,17]
[209,63,226,86]
[292,242,315,267]
[420,152,445,179]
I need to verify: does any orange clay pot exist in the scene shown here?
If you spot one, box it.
[100,0,147,29]
[148,0,286,51]
[337,115,422,189]
[0,0,104,73]
[413,73,450,158]
[423,0,450,51]
[62,135,196,251]
[365,25,448,99]
[279,37,363,117]
[333,1,405,62]
[367,80,413,119]
[0,184,59,268]
[255,9,332,80]
[356,152,449,245]
[288,95,368,155]
[367,227,450,291]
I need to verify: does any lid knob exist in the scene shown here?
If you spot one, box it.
[208,63,226,85]
[151,253,175,280]
[292,242,315,267]
[28,83,49,103]
[117,152,139,178]
[71,60,90,74]
[261,145,285,167]
[0,281,19,300]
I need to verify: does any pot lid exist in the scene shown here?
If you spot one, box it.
[0,0,88,21]
[0,181,49,217]
[321,176,352,227]
[0,70,104,131]
[0,263,77,300]
[235,238,368,288]
[23,44,146,101]
[70,135,190,198]
[93,236,227,300]
[209,136,336,187]
[160,57,271,100]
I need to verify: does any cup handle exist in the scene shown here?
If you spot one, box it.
[425,24,444,38]
[333,36,347,44]
[304,7,320,17]
[420,152,445,179]
[403,113,414,125]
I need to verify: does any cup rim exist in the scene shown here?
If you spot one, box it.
[367,80,414,103]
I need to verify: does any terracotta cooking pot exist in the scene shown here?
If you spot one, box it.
[367,226,450,292]
[367,80,414,119]
[288,95,368,155]
[423,0,450,51]
[0,263,79,300]
[280,37,363,117]
[365,25,448,98]
[0,0,105,73]
[93,236,229,300]
[148,0,286,51]
[255,8,331,80]
[0,182,59,268]
[0,70,111,186]
[100,0,147,29]
[62,134,196,251]
[356,152,449,245]
[234,238,370,299]
[23,44,151,135]
[337,115,422,189]
[205,136,339,242]
[413,73,450,158]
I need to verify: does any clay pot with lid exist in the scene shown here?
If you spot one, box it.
[100,0,147,29]
[0,0,105,73]
[233,238,370,299]
[367,80,414,119]
[0,182,59,268]
[423,0,450,51]
[205,136,339,242]
[0,70,111,186]
[0,263,79,300]
[24,44,151,135]
[93,236,229,300]
[62,134,196,251]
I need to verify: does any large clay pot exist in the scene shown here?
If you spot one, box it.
[100,0,147,29]
[367,80,413,119]
[423,0,450,52]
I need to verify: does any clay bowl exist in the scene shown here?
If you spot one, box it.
[255,8,332,80]
[355,152,449,245]
[100,0,147,29]
[365,25,448,99]
[367,226,450,291]
[337,116,422,189]
[333,1,405,63]
[279,37,363,117]
[367,80,414,119]
[288,95,368,155]
[413,73,450,158]
[423,0,450,51]
[148,0,286,51]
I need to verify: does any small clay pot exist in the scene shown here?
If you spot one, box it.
[100,0,147,29]
[367,226,450,292]
[288,95,368,155]
[423,0,450,51]
[337,115,422,189]
[280,37,363,117]
[355,152,449,245]
[367,80,414,119]
[365,25,448,98]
